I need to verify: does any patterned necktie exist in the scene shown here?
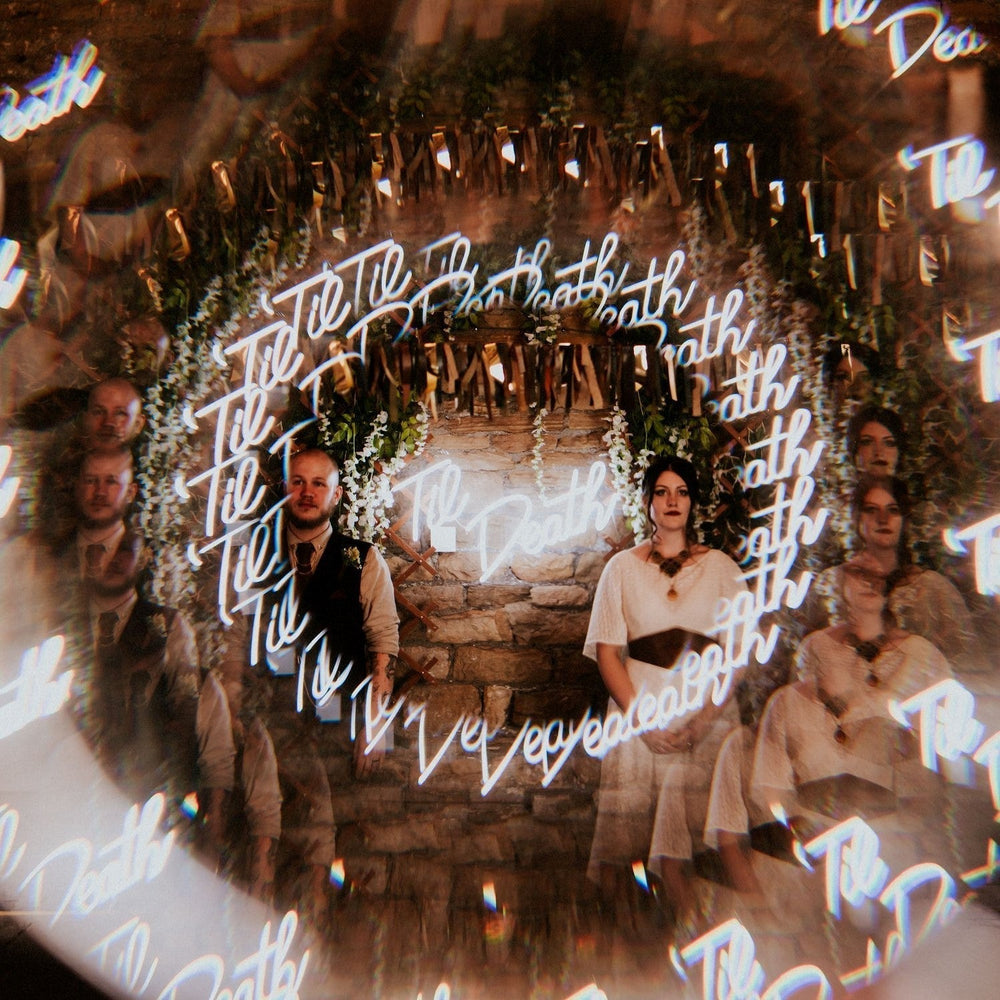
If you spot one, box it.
[97,611,118,647]
[294,541,315,576]
[84,544,105,577]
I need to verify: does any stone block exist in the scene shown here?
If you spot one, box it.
[363,814,461,853]
[388,857,455,900]
[438,551,486,581]
[453,646,551,684]
[329,783,406,824]
[466,584,531,608]
[484,685,513,731]
[430,609,513,643]
[436,433,493,451]
[398,643,451,680]
[575,550,612,583]
[491,430,534,452]
[529,584,590,608]
[398,582,466,611]
[510,687,595,725]
[385,553,435,580]
[510,554,575,582]
[405,682,482,734]
[505,602,590,645]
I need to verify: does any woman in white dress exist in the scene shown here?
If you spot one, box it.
[809,475,974,669]
[585,454,747,924]
[754,554,953,856]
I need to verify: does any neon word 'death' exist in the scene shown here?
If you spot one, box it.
[392,459,618,582]
[17,794,175,926]
[818,1,987,79]
[152,909,309,1000]
[0,41,105,142]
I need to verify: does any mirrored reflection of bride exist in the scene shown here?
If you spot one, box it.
[584,454,746,930]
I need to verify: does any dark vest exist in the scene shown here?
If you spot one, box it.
[92,600,199,798]
[265,531,372,716]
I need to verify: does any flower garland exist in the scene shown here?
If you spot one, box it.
[603,405,652,538]
[531,406,549,498]
[335,406,431,543]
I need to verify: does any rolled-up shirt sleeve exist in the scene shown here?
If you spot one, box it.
[360,546,399,657]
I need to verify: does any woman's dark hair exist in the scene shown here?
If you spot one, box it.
[852,474,913,571]
[642,455,700,540]
[823,341,881,388]
[846,405,907,465]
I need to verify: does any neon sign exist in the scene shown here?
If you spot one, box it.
[392,459,618,582]
[898,136,996,209]
[0,41,105,142]
[818,2,987,79]
[0,636,72,742]
[19,794,175,925]
[0,238,27,309]
[946,327,1000,404]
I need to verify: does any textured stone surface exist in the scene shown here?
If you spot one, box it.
[575,549,613,583]
[484,684,513,730]
[509,553,575,581]
[437,551,487,581]
[453,646,551,684]
[529,584,590,607]
[404,682,482,734]
[398,582,466,611]
[504,602,590,645]
[466,584,531,608]
[430,609,513,643]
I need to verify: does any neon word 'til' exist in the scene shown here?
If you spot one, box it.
[899,136,997,209]
[946,327,1000,404]
[0,41,105,143]
[945,512,1000,597]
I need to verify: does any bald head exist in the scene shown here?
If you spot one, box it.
[83,378,145,453]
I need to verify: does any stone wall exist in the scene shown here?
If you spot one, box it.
[388,409,619,736]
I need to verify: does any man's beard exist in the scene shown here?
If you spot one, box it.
[89,576,135,600]
[286,507,333,532]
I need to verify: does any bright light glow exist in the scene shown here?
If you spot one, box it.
[482,881,497,912]
[679,919,766,1000]
[714,143,729,171]
[875,4,987,79]
[890,679,985,772]
[631,861,649,891]
[898,136,995,208]
[329,859,346,888]
[0,637,72,742]
[0,238,27,308]
[564,158,580,180]
[0,445,21,518]
[393,459,617,582]
[501,141,516,164]
[805,818,889,920]
[0,41,105,142]
[19,794,175,925]
[180,793,199,819]
[376,177,392,197]
[944,512,1000,594]
[944,327,1000,403]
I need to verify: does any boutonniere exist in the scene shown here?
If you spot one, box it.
[344,546,362,570]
